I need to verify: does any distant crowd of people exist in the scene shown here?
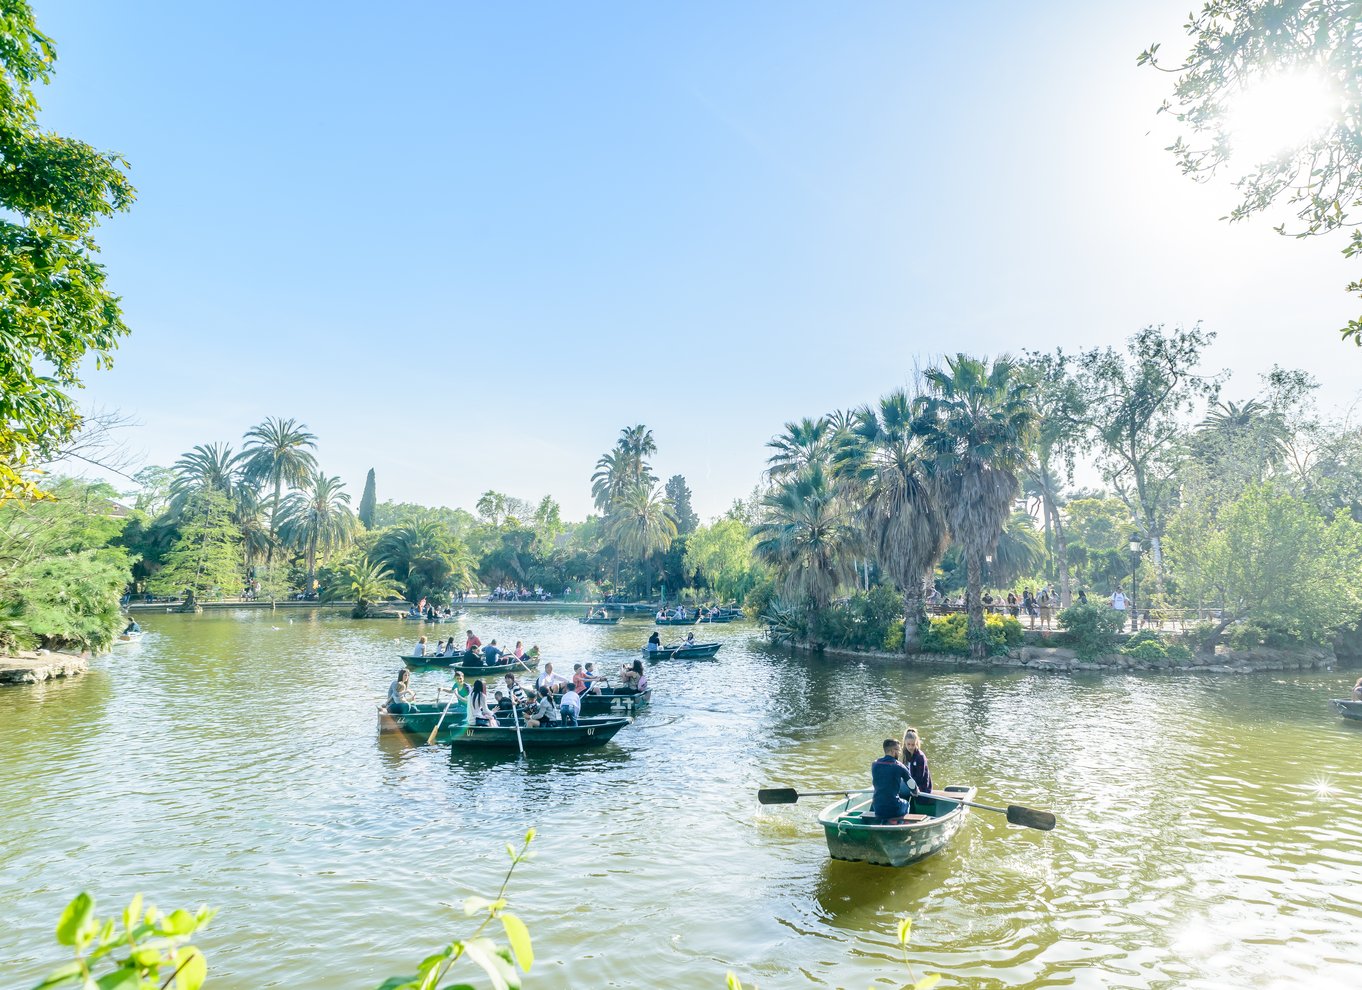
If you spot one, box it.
[488,585,553,602]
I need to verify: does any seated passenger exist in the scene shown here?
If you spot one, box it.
[482,640,503,666]
[466,680,496,727]
[559,685,581,727]
[528,689,561,727]
[387,669,415,714]
[412,636,427,657]
[870,738,918,821]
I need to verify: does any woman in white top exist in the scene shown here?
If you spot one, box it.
[467,679,496,727]
[413,635,427,657]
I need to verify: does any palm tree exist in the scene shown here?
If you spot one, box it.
[169,443,240,511]
[606,483,677,596]
[617,424,657,478]
[279,471,357,591]
[766,417,832,478]
[753,462,861,623]
[373,520,472,604]
[590,447,632,513]
[992,509,1046,587]
[915,354,1038,657]
[239,417,318,563]
[324,557,403,618]
[833,392,947,651]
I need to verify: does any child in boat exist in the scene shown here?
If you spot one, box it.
[900,728,933,796]
[870,738,918,821]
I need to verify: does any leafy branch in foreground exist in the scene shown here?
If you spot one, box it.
[377,829,536,990]
[33,891,215,990]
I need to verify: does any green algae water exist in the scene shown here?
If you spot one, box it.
[2,608,1360,988]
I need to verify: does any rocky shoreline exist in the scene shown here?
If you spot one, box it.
[800,643,1336,674]
[0,651,90,685]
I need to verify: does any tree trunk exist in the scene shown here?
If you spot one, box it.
[265,475,283,566]
[1048,495,1073,607]
[966,554,986,659]
[902,572,929,653]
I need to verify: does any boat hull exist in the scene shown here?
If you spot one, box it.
[818,785,976,868]
[579,617,621,625]
[1331,699,1362,721]
[580,687,652,716]
[377,702,467,741]
[448,716,629,750]
[643,644,721,660]
[401,653,539,675]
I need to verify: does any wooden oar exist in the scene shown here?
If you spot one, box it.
[509,693,526,756]
[756,787,1056,831]
[426,691,460,745]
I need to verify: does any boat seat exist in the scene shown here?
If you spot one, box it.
[853,813,929,826]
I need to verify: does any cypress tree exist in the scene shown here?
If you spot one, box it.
[358,468,377,528]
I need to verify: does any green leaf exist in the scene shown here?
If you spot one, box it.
[56,893,95,948]
[523,827,536,844]
[913,975,942,990]
[726,974,744,990]
[32,961,83,989]
[897,917,912,946]
[500,913,533,971]
[461,896,504,917]
[461,938,514,990]
[121,895,142,933]
[158,909,196,937]
[373,978,417,990]
[128,948,162,968]
[93,969,138,990]
[173,947,206,990]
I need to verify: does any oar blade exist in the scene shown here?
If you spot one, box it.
[1006,805,1056,831]
[757,787,800,805]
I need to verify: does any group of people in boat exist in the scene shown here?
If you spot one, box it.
[870,728,933,822]
[410,630,538,667]
[644,630,698,652]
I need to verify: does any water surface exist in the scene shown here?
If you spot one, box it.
[2,608,1359,988]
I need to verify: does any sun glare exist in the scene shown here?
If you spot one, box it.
[1224,70,1339,165]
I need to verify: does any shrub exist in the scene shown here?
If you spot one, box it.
[920,612,1020,656]
[883,622,905,652]
[1056,602,1127,659]
[1121,639,1169,661]
[1165,642,1193,660]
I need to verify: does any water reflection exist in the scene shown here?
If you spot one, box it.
[2,607,1361,989]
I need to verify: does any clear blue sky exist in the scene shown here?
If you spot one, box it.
[35,0,1361,520]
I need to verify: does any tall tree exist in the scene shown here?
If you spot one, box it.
[358,468,377,529]
[168,443,240,512]
[0,0,136,500]
[664,474,699,535]
[1140,1,1362,343]
[239,417,318,563]
[279,471,357,591]
[1071,326,1224,594]
[753,462,860,617]
[150,488,242,602]
[915,354,1037,658]
[766,417,833,478]
[833,390,947,651]
[606,484,677,596]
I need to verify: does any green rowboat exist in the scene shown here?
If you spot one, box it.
[579,616,621,625]
[377,701,467,742]
[449,715,630,751]
[580,687,652,716]
[643,643,721,659]
[1331,699,1362,721]
[818,785,977,867]
[401,653,539,675]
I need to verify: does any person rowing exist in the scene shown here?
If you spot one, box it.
[464,629,482,653]
[535,662,569,695]
[870,737,919,822]
[482,639,503,666]
[436,669,469,704]
[502,672,529,707]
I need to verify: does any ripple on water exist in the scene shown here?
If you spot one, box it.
[2,610,1360,988]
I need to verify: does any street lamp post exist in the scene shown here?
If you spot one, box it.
[1128,536,1141,632]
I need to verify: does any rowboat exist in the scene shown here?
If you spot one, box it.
[1330,699,1362,721]
[580,686,652,716]
[579,616,621,625]
[401,653,540,675]
[377,701,467,741]
[653,616,707,625]
[448,715,630,751]
[818,785,977,867]
[114,631,144,644]
[644,642,721,660]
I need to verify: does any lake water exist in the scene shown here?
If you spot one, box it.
[2,608,1360,989]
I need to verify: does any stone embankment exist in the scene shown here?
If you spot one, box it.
[0,651,89,685]
[812,644,1335,673]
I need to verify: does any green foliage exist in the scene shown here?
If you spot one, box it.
[149,488,242,600]
[1,547,129,652]
[1121,638,1169,662]
[685,518,761,604]
[920,612,1022,656]
[664,474,698,535]
[358,468,377,529]
[1141,1,1362,343]
[812,585,905,651]
[0,0,136,500]
[1056,602,1127,659]
[34,891,213,990]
